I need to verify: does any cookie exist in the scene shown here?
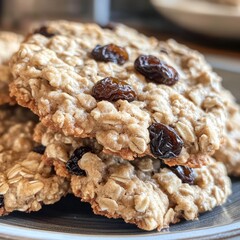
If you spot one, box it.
[71,155,230,231]
[214,89,240,176]
[0,32,23,105]
[10,21,226,167]
[0,106,69,215]
[33,123,231,231]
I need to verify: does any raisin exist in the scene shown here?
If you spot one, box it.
[159,160,169,169]
[66,147,91,176]
[33,145,46,155]
[0,195,4,208]
[34,26,55,38]
[149,123,183,159]
[170,165,195,185]
[91,44,129,65]
[159,160,195,185]
[134,55,179,86]
[100,23,116,30]
[92,77,136,102]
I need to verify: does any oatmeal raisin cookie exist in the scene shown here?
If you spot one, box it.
[33,123,231,231]
[0,106,69,215]
[10,21,226,167]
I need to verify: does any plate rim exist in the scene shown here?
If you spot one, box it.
[0,217,239,240]
[150,0,240,17]
[150,0,240,38]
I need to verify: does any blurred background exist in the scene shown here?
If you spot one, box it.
[0,0,170,32]
[0,0,239,97]
[1,0,240,46]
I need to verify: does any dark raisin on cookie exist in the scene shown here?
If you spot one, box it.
[33,145,46,155]
[100,23,116,30]
[66,147,91,176]
[134,55,179,86]
[170,165,195,185]
[33,26,55,38]
[91,44,129,65]
[148,123,183,159]
[159,160,169,169]
[0,195,4,208]
[92,77,136,102]
[159,160,195,185]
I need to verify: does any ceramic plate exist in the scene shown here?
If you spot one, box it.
[150,0,240,39]
[0,61,239,240]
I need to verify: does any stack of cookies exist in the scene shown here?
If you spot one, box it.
[0,21,239,231]
[0,31,69,216]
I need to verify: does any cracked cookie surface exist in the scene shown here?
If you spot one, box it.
[0,106,69,215]
[0,32,23,105]
[34,123,231,231]
[71,156,231,231]
[10,21,226,166]
[214,89,240,176]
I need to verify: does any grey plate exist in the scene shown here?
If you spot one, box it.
[0,62,239,240]
[0,179,239,240]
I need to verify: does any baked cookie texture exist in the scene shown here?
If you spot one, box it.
[214,89,240,176]
[0,106,69,215]
[71,156,230,231]
[33,123,231,231]
[10,21,226,167]
[0,32,23,105]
